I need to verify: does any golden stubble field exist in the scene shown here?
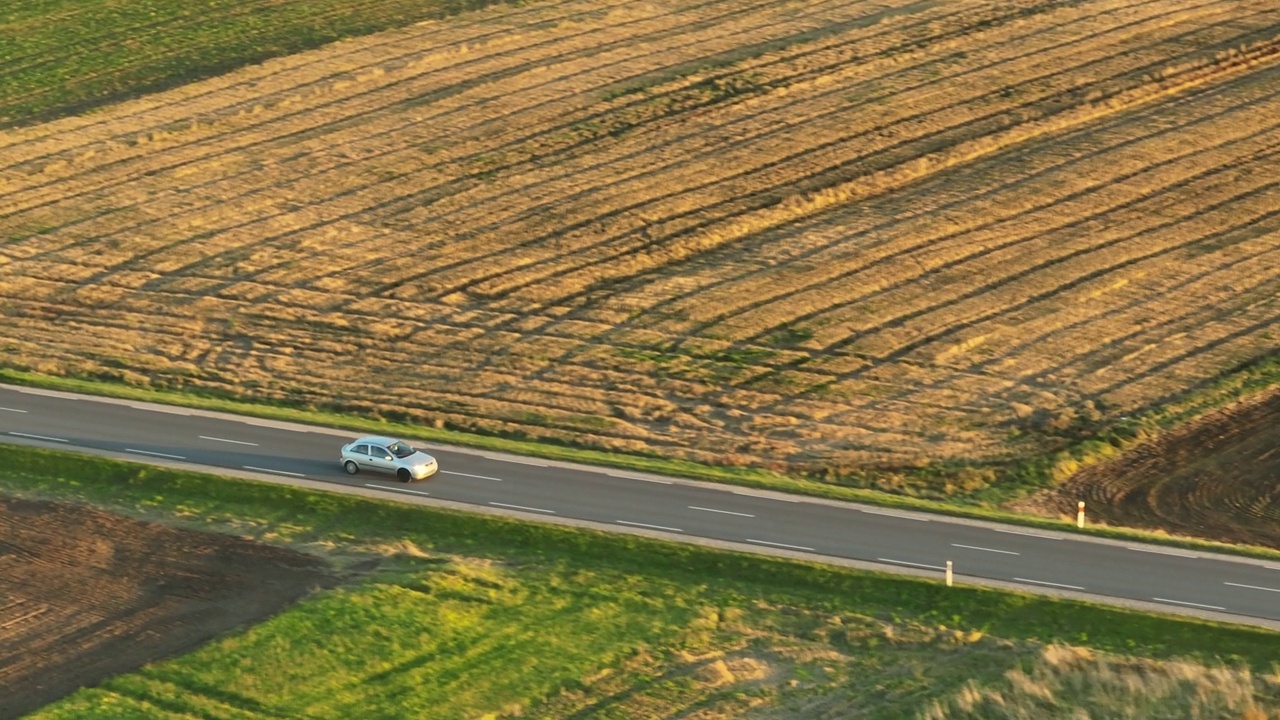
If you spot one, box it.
[2,0,1279,486]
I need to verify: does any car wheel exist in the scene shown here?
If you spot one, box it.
[397,468,412,483]
[343,461,359,475]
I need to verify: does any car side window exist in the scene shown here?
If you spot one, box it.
[372,446,392,461]
[353,444,370,455]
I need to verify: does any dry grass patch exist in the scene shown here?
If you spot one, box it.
[922,644,1280,720]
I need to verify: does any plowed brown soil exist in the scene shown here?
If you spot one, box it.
[1015,387,1280,548]
[0,496,332,719]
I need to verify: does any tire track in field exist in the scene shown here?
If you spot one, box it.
[616,126,1269,356]
[124,0,855,283]
[361,0,1230,302]
[677,145,1280,415]
[7,0,911,285]
[362,0,998,221]
[883,232,1280,421]
[588,31,1280,348]
[355,0,1126,280]
[10,108,1264,453]
[0,0,824,245]
[7,111,1269,420]
[0,0,1111,280]
[0,0,675,194]
[714,87,1280,353]
[594,28,1280,344]
[513,25,1280,311]
[117,0,901,229]
[1091,295,1280,403]
[1014,383,1280,545]
[0,0,1259,272]
[807,129,1280,355]
[813,175,1280,377]
[961,218,1280,385]
[969,245,1280,386]
[402,1,1268,305]
[293,2,1018,288]
[0,279,944,451]
[801,148,1280,362]
[0,0,666,195]
[2,0,819,297]
[499,58,1269,397]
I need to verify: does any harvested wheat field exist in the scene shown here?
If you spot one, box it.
[2,0,1279,485]
[0,495,332,720]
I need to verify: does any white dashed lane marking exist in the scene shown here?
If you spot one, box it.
[1128,546,1197,558]
[951,543,1019,556]
[441,470,503,481]
[1014,577,1085,591]
[862,508,929,521]
[8,431,66,442]
[127,449,186,460]
[747,539,814,552]
[617,520,682,533]
[877,557,945,571]
[734,491,799,503]
[995,528,1061,540]
[1153,597,1225,611]
[366,484,431,497]
[485,456,547,467]
[200,435,258,446]
[689,505,755,518]
[1224,582,1280,593]
[132,404,190,416]
[610,472,672,484]
[491,502,555,514]
[243,465,305,477]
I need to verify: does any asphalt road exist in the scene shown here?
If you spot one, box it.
[2,382,1278,630]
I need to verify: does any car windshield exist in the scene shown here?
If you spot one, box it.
[387,441,415,459]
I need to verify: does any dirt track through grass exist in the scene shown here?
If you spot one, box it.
[2,0,1279,491]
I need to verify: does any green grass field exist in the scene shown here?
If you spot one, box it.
[0,0,522,127]
[4,444,1279,718]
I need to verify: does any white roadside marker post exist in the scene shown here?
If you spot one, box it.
[946,560,953,587]
[1077,500,1086,529]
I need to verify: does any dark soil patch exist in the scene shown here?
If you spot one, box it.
[0,496,334,719]
[1015,388,1280,549]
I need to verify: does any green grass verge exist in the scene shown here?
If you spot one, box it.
[7,444,1280,718]
[4,444,1278,662]
[4,366,1280,564]
[38,568,705,719]
[0,0,527,127]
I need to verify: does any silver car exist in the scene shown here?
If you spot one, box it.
[340,436,439,482]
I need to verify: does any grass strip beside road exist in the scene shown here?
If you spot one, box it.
[3,367,1280,563]
[2,442,1277,678]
